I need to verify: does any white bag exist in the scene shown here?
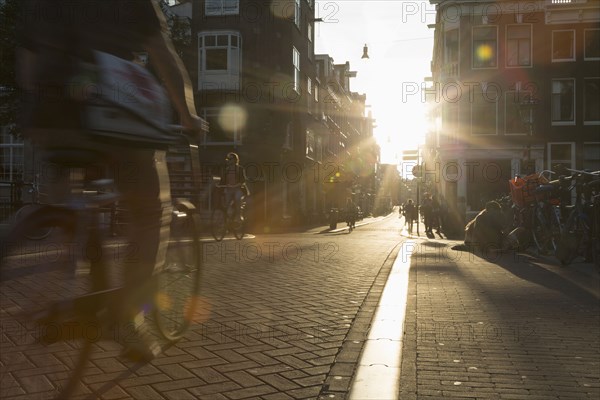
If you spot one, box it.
[82,51,175,145]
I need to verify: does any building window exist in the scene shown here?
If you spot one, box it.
[471,86,498,135]
[306,77,313,111]
[506,24,532,67]
[472,26,497,68]
[205,0,239,16]
[552,30,575,62]
[548,143,574,172]
[584,78,600,124]
[442,29,459,77]
[0,129,24,182]
[200,107,243,145]
[583,143,600,171]
[308,23,314,61]
[293,47,300,93]
[314,84,319,103]
[316,136,323,162]
[551,79,575,124]
[198,32,241,91]
[584,29,600,60]
[445,29,459,63]
[306,129,315,159]
[283,122,294,150]
[505,91,531,135]
[294,0,301,27]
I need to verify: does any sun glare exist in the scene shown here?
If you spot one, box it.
[314,0,434,166]
[476,44,494,62]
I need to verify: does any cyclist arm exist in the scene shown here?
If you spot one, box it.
[144,2,202,131]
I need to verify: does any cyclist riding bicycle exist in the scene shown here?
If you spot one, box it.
[345,198,358,230]
[220,152,249,219]
[17,0,205,362]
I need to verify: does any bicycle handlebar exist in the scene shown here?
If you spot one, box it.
[565,168,600,176]
[537,170,556,180]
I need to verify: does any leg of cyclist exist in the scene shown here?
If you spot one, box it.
[234,189,244,220]
[112,147,172,361]
[224,188,236,217]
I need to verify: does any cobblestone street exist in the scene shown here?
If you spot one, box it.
[2,214,599,399]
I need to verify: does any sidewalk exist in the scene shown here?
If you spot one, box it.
[344,217,599,399]
[396,229,599,399]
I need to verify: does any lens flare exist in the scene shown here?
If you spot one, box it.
[476,44,494,62]
[219,103,247,137]
[184,295,212,324]
[155,291,172,311]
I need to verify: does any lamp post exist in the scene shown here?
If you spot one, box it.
[518,95,538,174]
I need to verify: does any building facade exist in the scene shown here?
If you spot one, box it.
[188,0,378,229]
[0,0,379,230]
[427,0,600,224]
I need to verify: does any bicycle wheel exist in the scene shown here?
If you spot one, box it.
[154,202,203,342]
[556,213,589,266]
[0,207,103,399]
[14,204,54,240]
[531,204,558,255]
[211,208,227,242]
[232,210,245,240]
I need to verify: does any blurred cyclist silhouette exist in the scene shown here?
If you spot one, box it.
[17,0,204,361]
[220,152,248,217]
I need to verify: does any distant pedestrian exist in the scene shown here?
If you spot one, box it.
[403,199,417,234]
[439,195,449,236]
[431,195,442,238]
[421,193,434,236]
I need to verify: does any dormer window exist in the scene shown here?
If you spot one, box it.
[205,0,239,16]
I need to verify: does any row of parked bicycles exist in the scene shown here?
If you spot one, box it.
[500,167,600,267]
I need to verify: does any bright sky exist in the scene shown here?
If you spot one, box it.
[314,0,436,165]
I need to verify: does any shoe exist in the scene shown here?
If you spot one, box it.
[118,316,161,363]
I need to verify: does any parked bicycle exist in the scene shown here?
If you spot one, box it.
[0,128,204,399]
[555,169,600,266]
[211,184,246,241]
[508,172,544,243]
[529,170,564,255]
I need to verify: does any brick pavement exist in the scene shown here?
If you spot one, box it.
[399,237,600,400]
[3,214,599,399]
[1,215,406,399]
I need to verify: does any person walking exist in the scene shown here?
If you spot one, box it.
[403,199,416,234]
[421,193,434,236]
